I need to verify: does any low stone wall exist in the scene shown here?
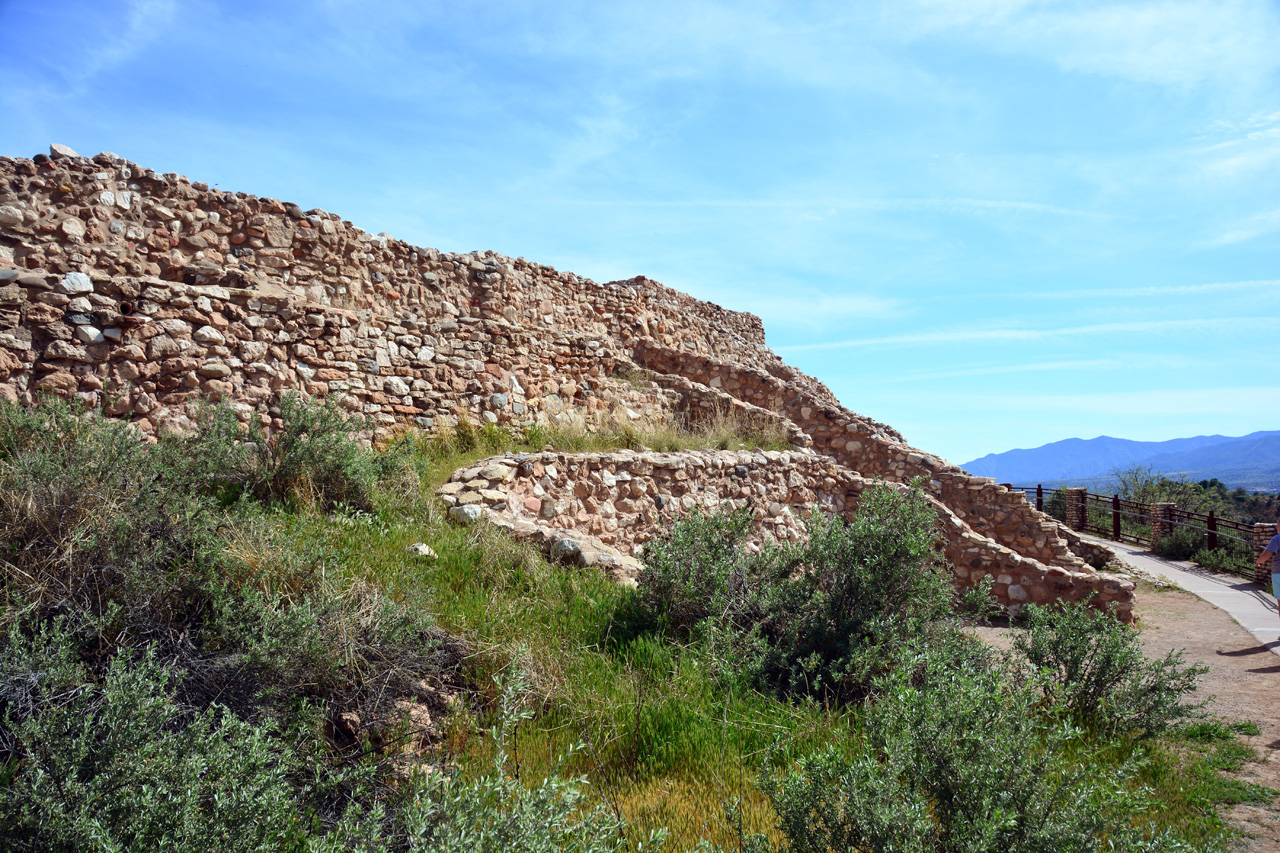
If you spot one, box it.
[1057,527,1117,569]
[633,340,1096,574]
[437,449,1136,620]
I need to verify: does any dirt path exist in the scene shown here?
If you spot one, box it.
[971,582,1280,850]
[1135,583,1280,850]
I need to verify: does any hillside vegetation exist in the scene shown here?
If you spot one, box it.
[0,398,1272,851]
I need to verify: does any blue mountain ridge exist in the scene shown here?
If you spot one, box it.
[960,430,1280,488]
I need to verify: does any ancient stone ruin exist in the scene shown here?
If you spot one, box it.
[0,144,1134,619]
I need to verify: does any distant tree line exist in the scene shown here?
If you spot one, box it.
[1109,465,1279,524]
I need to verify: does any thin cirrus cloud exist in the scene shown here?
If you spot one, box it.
[732,293,901,327]
[777,317,1277,352]
[80,0,176,81]
[1210,207,1280,247]
[857,358,1120,384]
[944,386,1280,418]
[539,196,1103,220]
[1011,279,1280,299]
[899,0,1280,87]
[9,0,177,92]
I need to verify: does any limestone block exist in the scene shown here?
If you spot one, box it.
[58,272,94,295]
[449,505,483,524]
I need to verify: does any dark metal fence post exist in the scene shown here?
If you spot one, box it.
[1036,484,1043,512]
[1207,511,1217,551]
[1112,494,1120,541]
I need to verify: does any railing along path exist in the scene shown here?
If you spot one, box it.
[1001,484,1274,583]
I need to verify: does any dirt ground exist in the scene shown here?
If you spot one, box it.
[972,582,1280,851]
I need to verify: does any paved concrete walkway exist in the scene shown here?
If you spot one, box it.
[1077,532,1280,657]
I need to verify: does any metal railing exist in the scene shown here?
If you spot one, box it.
[1004,484,1261,579]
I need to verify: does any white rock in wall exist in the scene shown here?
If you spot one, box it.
[193,325,226,344]
[59,272,93,295]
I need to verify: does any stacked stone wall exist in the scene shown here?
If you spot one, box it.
[632,341,1098,574]
[0,145,1133,619]
[0,269,686,436]
[0,152,794,373]
[438,449,1134,619]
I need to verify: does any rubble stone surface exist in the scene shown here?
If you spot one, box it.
[0,145,1133,618]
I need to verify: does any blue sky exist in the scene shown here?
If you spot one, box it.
[2,0,1277,465]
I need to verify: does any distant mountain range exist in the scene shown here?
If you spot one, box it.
[960,430,1280,490]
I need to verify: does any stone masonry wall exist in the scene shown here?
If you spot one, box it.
[0,145,1133,619]
[438,449,1134,619]
[0,151,804,380]
[0,269,688,436]
[632,340,1100,575]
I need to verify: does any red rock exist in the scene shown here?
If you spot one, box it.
[25,303,62,324]
[0,349,22,377]
[35,371,77,393]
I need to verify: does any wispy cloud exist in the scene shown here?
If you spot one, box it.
[83,0,176,79]
[507,1,946,98]
[1199,112,1280,180]
[778,317,1278,352]
[935,386,1280,418]
[22,0,180,94]
[541,196,1104,219]
[1016,279,1280,299]
[1211,207,1280,246]
[542,94,640,181]
[733,292,901,326]
[901,0,1280,87]
[861,358,1119,384]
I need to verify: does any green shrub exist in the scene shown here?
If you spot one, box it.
[1012,600,1207,737]
[1189,540,1253,575]
[246,393,378,511]
[752,639,1192,853]
[765,485,949,698]
[0,621,301,852]
[632,507,772,638]
[209,573,461,726]
[0,397,222,633]
[160,400,254,500]
[955,574,1002,622]
[632,482,951,701]
[1154,526,1203,561]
